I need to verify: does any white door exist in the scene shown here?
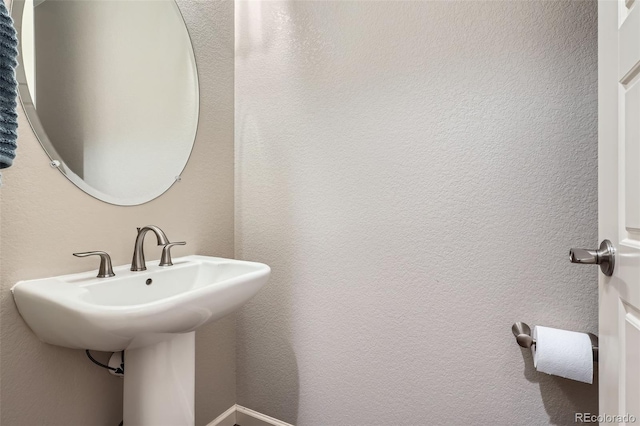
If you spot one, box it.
[599,0,640,421]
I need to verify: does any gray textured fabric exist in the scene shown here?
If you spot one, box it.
[0,1,18,169]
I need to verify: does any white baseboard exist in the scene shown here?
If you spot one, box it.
[207,405,237,426]
[207,404,294,426]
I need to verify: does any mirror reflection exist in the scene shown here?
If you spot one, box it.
[14,0,199,205]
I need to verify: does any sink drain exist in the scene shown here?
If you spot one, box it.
[146,278,152,285]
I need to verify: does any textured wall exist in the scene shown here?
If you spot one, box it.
[0,0,235,425]
[235,1,598,425]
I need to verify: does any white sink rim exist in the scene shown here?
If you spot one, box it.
[12,255,270,351]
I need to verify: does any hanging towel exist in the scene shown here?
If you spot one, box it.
[0,1,18,169]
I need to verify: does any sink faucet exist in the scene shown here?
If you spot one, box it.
[131,225,170,271]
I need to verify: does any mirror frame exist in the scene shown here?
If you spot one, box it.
[11,0,200,206]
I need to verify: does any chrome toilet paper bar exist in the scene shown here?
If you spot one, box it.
[511,322,599,363]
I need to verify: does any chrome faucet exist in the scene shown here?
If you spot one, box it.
[131,225,170,271]
[73,251,115,278]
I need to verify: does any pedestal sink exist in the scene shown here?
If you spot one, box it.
[11,255,270,426]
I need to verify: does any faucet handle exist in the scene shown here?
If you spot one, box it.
[159,242,186,267]
[73,251,116,278]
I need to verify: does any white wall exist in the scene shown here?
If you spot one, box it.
[0,1,235,425]
[235,1,598,425]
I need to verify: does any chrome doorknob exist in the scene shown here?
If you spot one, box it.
[569,239,615,276]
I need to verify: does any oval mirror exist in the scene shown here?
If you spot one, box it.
[12,0,199,206]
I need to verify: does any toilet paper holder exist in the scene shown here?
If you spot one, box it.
[511,322,599,362]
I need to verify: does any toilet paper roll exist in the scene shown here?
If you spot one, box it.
[532,326,593,384]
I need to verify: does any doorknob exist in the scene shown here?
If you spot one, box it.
[569,239,615,276]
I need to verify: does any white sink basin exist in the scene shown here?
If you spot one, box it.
[12,254,270,426]
[11,256,271,426]
[12,255,270,351]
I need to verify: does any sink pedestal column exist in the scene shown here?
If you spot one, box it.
[123,332,195,426]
